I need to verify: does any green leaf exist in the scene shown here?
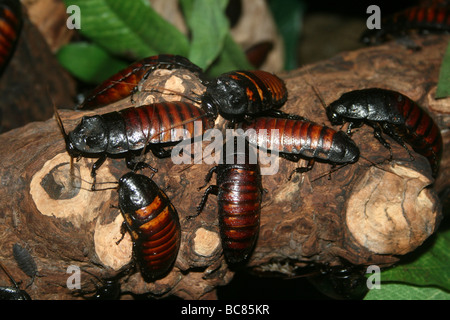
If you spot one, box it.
[206,34,253,77]
[365,283,450,300]
[63,0,189,60]
[181,0,229,70]
[363,228,450,300]
[436,40,450,98]
[380,229,450,291]
[56,42,129,84]
[268,0,306,70]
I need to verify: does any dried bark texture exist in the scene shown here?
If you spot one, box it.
[0,34,448,300]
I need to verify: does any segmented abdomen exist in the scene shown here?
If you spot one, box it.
[120,101,212,149]
[119,173,180,281]
[392,92,443,177]
[227,70,287,111]
[0,0,22,75]
[81,54,203,109]
[218,163,262,264]
[241,117,359,164]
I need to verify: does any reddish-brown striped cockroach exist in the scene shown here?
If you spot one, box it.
[117,172,181,282]
[360,2,450,44]
[240,114,360,178]
[0,261,31,300]
[80,54,204,109]
[201,70,288,123]
[54,101,213,187]
[0,0,22,76]
[326,88,443,178]
[192,138,263,265]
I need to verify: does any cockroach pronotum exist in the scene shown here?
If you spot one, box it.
[80,54,204,109]
[360,2,450,45]
[117,172,181,282]
[193,137,263,265]
[54,101,214,187]
[12,243,38,288]
[239,114,360,179]
[326,88,443,178]
[200,70,288,123]
[0,261,31,300]
[0,0,22,76]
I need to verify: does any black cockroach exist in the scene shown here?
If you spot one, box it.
[326,88,443,178]
[12,243,38,287]
[307,264,369,300]
[240,113,360,179]
[0,261,31,300]
[55,101,214,187]
[0,0,22,76]
[116,172,181,282]
[200,70,288,123]
[193,137,263,265]
[360,2,450,45]
[80,54,204,109]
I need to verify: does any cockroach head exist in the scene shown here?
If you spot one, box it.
[68,115,108,154]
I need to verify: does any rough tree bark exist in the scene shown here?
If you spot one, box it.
[0,34,448,300]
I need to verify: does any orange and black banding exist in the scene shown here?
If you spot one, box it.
[241,116,360,164]
[392,91,443,178]
[118,172,180,282]
[201,70,287,121]
[360,2,450,44]
[197,139,263,264]
[0,0,22,75]
[81,54,204,109]
[120,101,214,148]
[233,70,288,108]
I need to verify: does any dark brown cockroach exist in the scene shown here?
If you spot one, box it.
[240,113,360,179]
[54,101,214,187]
[80,54,204,109]
[193,137,263,265]
[201,70,288,123]
[0,0,22,76]
[117,172,181,282]
[360,2,450,44]
[326,88,443,178]
[0,261,31,300]
[12,243,38,287]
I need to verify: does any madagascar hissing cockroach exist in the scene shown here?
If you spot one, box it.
[239,114,360,178]
[80,54,204,109]
[201,70,288,123]
[360,2,450,45]
[307,264,369,300]
[326,88,443,178]
[12,243,38,288]
[117,172,181,282]
[0,0,23,76]
[0,261,31,300]
[55,101,214,187]
[193,137,263,265]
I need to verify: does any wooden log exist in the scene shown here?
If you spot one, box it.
[0,34,448,300]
